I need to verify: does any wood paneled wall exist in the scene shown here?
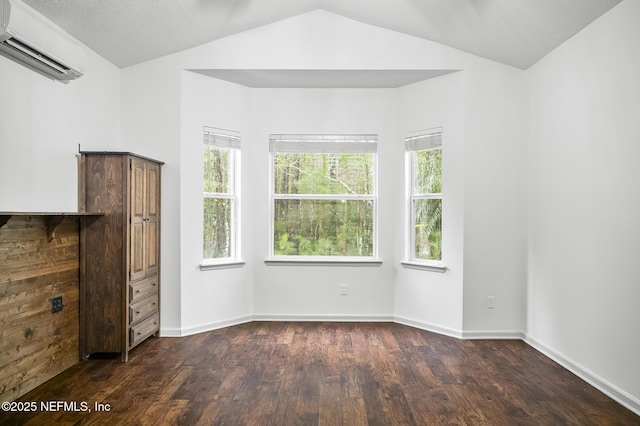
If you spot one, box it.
[0,216,80,402]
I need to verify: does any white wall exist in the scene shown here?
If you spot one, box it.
[394,72,466,335]
[251,88,397,319]
[526,0,640,411]
[393,59,527,340]
[118,9,528,335]
[0,26,121,211]
[179,71,254,334]
[462,61,527,336]
[120,58,183,333]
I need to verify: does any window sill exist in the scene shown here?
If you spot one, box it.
[200,260,245,271]
[265,257,382,267]
[401,261,447,273]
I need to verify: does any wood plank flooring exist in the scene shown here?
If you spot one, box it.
[2,322,638,425]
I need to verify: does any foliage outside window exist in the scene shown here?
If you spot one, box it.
[270,134,378,259]
[406,131,442,263]
[203,128,240,261]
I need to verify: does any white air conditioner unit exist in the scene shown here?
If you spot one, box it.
[0,0,83,82]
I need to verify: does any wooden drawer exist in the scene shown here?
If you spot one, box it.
[129,312,159,347]
[129,294,158,325]
[129,276,158,304]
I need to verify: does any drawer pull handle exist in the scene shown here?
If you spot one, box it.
[136,311,140,314]
[136,290,140,293]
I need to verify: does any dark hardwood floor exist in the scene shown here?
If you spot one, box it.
[2,322,638,425]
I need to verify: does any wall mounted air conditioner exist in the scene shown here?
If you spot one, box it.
[0,0,83,82]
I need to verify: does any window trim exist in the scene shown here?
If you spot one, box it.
[268,134,379,261]
[265,258,382,266]
[200,259,245,271]
[400,260,446,273]
[404,129,445,270]
[202,127,242,265]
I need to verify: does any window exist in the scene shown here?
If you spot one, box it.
[203,128,240,262]
[406,130,442,265]
[269,134,378,260]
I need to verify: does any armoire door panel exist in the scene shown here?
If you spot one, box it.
[146,220,158,276]
[130,221,145,281]
[130,158,148,282]
[147,163,159,219]
[131,160,146,220]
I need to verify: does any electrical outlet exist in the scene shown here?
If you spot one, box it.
[340,284,348,295]
[487,296,495,309]
[51,296,63,313]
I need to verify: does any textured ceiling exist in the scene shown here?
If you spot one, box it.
[22,0,622,70]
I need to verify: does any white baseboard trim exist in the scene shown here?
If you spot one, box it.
[179,315,253,337]
[253,313,395,322]
[393,315,463,339]
[159,327,182,337]
[462,329,526,340]
[525,333,640,416]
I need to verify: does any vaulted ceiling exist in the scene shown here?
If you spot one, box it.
[22,0,621,70]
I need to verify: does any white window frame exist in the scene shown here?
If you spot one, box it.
[403,129,446,272]
[267,134,380,265]
[201,127,243,270]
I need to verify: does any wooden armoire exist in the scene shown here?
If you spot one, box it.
[79,152,163,362]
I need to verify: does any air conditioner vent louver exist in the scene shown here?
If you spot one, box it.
[2,37,70,75]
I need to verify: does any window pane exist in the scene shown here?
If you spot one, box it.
[204,197,231,258]
[274,153,374,195]
[414,148,442,194]
[274,199,374,256]
[414,198,442,261]
[204,146,231,193]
